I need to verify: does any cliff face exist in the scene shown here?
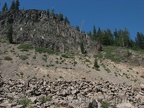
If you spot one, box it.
[0,9,96,54]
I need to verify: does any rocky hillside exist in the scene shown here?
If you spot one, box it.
[0,9,144,108]
[0,9,100,54]
[0,76,144,108]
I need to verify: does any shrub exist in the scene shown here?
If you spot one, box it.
[101,101,110,108]
[4,56,12,61]
[94,58,99,69]
[61,53,74,58]
[18,98,31,108]
[18,44,33,51]
[35,47,54,54]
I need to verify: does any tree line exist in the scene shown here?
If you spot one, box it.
[87,26,144,50]
[2,0,20,12]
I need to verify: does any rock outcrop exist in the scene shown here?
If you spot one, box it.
[0,9,97,54]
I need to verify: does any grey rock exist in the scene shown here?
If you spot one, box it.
[88,99,98,108]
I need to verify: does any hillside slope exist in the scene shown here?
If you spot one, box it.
[0,9,101,54]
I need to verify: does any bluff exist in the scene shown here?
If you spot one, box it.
[0,9,101,54]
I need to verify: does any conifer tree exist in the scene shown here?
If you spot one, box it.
[10,0,15,10]
[2,2,8,12]
[92,26,97,40]
[15,0,20,10]
[58,13,63,22]
[7,25,13,43]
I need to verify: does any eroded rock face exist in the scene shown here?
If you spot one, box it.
[0,77,143,108]
[0,9,99,54]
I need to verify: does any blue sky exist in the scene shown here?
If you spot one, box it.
[0,0,144,40]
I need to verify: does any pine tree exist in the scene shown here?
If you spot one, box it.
[135,32,144,49]
[15,0,20,10]
[80,41,85,54]
[2,2,8,12]
[58,13,63,22]
[92,25,97,40]
[47,9,50,17]
[76,26,80,31]
[10,0,15,10]
[64,17,70,25]
[7,25,13,43]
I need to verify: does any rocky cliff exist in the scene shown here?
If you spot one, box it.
[0,9,99,54]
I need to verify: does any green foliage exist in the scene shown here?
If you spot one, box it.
[80,41,85,54]
[58,13,63,22]
[114,28,130,47]
[10,0,20,10]
[61,53,74,58]
[103,46,121,63]
[101,63,111,73]
[2,2,8,12]
[15,0,20,10]
[101,101,110,108]
[92,25,97,40]
[10,0,15,10]
[7,25,13,43]
[135,32,144,49]
[64,17,70,25]
[35,47,54,54]
[18,98,31,108]
[18,44,33,51]
[94,58,99,69]
[4,56,12,61]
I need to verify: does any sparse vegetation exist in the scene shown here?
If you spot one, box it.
[18,44,33,51]
[94,58,99,71]
[4,56,12,61]
[18,98,31,108]
[100,101,110,108]
[35,47,54,54]
[101,63,111,73]
[61,53,74,58]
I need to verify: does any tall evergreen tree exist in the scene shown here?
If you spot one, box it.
[15,0,20,10]
[76,26,80,31]
[2,2,8,12]
[64,17,70,25]
[7,25,13,43]
[10,0,15,10]
[122,28,130,47]
[58,13,63,22]
[92,25,97,40]
[135,32,144,49]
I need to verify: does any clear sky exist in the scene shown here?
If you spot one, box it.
[0,0,144,40]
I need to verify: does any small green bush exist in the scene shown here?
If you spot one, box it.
[18,98,31,108]
[101,101,110,108]
[4,56,12,61]
[18,44,33,51]
[94,58,99,69]
[61,53,74,58]
[35,47,54,54]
